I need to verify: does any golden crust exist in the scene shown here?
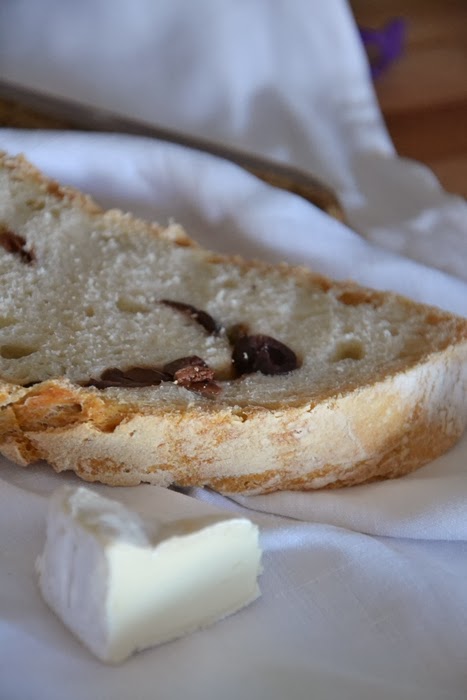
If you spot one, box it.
[0,340,465,494]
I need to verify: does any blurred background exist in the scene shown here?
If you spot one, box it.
[0,0,465,199]
[353,0,467,198]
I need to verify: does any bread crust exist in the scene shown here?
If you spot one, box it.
[0,339,465,494]
[0,151,466,494]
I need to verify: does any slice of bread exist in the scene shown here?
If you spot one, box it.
[0,151,465,494]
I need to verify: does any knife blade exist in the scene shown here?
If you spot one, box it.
[0,79,344,221]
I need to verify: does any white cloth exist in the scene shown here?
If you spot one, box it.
[1,0,466,281]
[0,2,467,699]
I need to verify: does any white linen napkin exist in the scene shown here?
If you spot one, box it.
[1,0,466,281]
[1,1,467,698]
[3,463,467,700]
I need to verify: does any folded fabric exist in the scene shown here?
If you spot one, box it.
[228,440,467,541]
[3,463,467,700]
[0,128,466,546]
[0,0,466,280]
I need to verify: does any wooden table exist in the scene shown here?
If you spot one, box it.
[352,0,467,198]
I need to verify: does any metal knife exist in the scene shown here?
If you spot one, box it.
[0,79,344,221]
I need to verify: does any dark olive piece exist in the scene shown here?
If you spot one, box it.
[0,228,35,264]
[160,300,221,334]
[232,334,298,376]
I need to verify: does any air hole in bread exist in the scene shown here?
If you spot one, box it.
[0,317,18,328]
[19,402,85,430]
[116,296,150,314]
[25,198,45,211]
[84,306,95,317]
[426,313,441,326]
[337,290,377,306]
[50,207,61,219]
[216,278,238,289]
[46,403,83,424]
[233,409,249,423]
[331,339,365,362]
[0,343,38,359]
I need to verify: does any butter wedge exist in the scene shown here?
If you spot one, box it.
[36,486,262,663]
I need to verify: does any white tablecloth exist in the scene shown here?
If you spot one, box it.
[0,2,466,699]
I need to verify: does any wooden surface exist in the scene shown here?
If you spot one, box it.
[352,0,467,198]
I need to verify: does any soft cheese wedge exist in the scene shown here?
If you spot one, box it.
[36,486,262,663]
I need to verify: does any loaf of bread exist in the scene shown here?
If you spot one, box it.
[0,152,465,494]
